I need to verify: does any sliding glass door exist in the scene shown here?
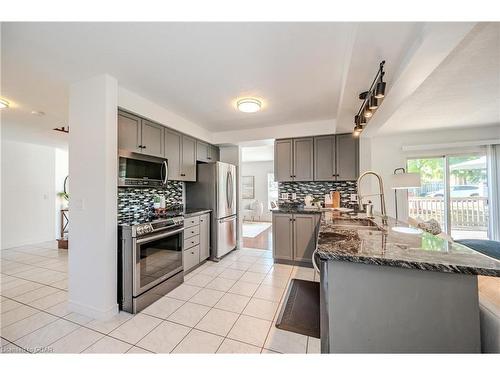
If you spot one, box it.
[448,155,488,240]
[407,157,446,228]
[407,153,489,240]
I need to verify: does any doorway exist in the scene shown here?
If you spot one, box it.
[407,153,489,240]
[240,144,275,250]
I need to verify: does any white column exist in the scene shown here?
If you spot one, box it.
[68,74,118,319]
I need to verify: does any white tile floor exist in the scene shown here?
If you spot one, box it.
[1,241,320,354]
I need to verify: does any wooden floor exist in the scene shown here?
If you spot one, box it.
[242,223,273,251]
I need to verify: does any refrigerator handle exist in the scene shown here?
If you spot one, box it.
[226,170,231,209]
[219,216,236,223]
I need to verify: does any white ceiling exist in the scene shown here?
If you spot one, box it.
[2,22,494,147]
[378,23,500,134]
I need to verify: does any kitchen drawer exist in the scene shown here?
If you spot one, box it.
[184,235,200,250]
[184,216,200,228]
[184,225,200,239]
[183,245,200,272]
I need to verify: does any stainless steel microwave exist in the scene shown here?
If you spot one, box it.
[118,152,168,187]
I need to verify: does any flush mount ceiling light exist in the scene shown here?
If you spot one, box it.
[352,61,387,137]
[0,98,9,109]
[237,98,262,113]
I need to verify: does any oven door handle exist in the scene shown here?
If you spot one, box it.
[136,227,184,244]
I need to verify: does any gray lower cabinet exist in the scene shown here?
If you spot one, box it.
[293,214,320,262]
[273,213,319,264]
[314,135,336,181]
[336,134,359,181]
[272,213,294,261]
[199,213,210,261]
[183,212,210,272]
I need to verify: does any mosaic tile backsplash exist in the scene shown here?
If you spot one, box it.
[118,181,184,225]
[278,181,357,208]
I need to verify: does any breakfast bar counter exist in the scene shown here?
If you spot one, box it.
[315,211,500,353]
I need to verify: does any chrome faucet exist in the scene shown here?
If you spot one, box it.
[356,171,388,225]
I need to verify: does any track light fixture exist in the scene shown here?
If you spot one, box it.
[352,61,386,137]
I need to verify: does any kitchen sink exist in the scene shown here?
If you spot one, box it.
[332,218,381,230]
[319,232,350,241]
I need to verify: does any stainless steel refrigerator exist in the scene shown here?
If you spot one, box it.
[185,162,237,259]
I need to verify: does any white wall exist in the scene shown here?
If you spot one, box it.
[1,140,57,248]
[213,119,335,144]
[118,87,212,143]
[241,161,274,222]
[360,124,500,220]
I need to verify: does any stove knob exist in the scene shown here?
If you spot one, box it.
[136,227,143,236]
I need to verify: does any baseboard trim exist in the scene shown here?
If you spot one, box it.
[68,299,118,320]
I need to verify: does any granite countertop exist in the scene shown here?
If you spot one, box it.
[316,212,500,277]
[271,207,324,215]
[184,208,212,217]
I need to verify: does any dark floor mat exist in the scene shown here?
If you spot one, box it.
[275,278,320,338]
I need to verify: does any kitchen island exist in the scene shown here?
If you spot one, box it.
[315,211,500,353]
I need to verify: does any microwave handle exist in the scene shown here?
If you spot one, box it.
[162,160,169,185]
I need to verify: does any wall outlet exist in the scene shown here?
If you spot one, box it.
[74,198,85,211]
[291,193,297,200]
[280,193,289,200]
[350,194,358,202]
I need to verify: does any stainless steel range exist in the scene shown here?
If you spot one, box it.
[118,215,184,313]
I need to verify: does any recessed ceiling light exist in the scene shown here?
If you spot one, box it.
[0,99,9,109]
[31,110,45,116]
[237,98,262,113]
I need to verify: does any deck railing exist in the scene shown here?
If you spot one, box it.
[408,197,489,230]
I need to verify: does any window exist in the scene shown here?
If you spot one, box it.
[267,173,278,209]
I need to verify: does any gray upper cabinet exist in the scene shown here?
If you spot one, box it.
[197,141,209,162]
[293,214,319,262]
[275,139,293,182]
[165,129,182,180]
[275,138,313,182]
[272,213,294,261]
[118,109,219,182]
[197,141,219,163]
[293,138,314,181]
[118,112,141,153]
[336,134,359,181]
[199,213,210,261]
[208,145,219,162]
[141,120,164,158]
[181,136,197,181]
[165,131,196,182]
[314,135,336,181]
[274,133,358,182]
